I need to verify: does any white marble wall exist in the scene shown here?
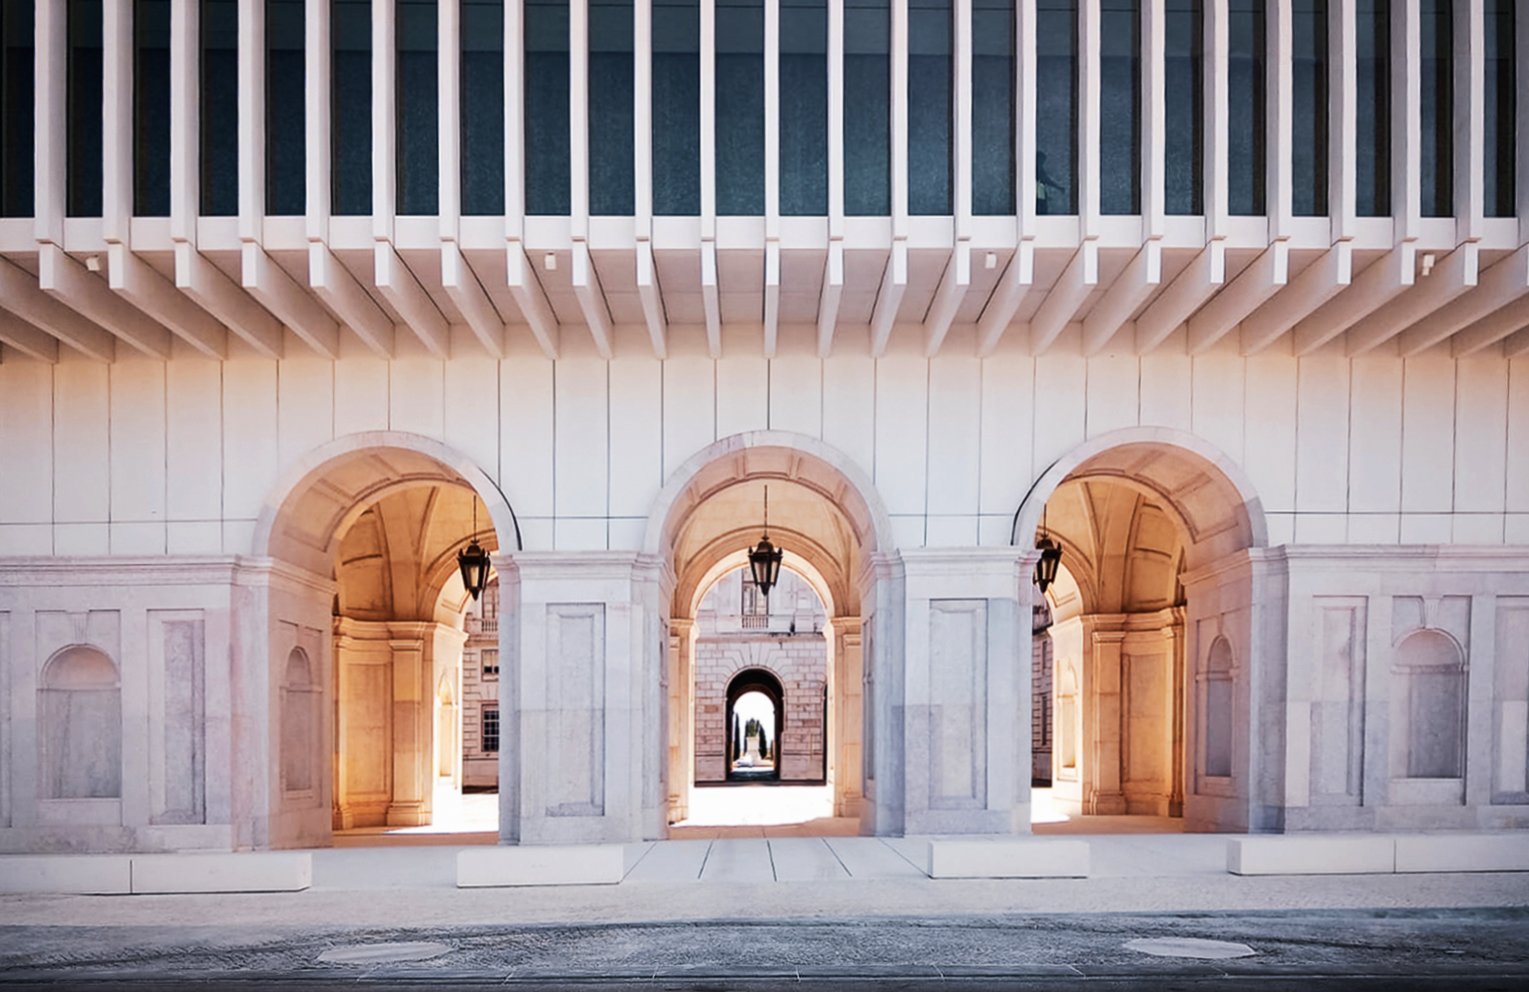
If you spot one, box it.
[1,340,1525,560]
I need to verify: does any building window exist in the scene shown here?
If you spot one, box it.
[1227,0,1265,216]
[397,0,438,214]
[1035,0,1077,215]
[526,0,570,215]
[481,706,500,753]
[590,0,634,214]
[653,0,699,214]
[481,649,499,678]
[1419,0,1452,217]
[1164,0,1202,215]
[200,0,238,216]
[843,0,889,215]
[1291,0,1327,216]
[68,0,104,217]
[134,0,171,217]
[265,0,305,215]
[331,0,372,216]
[461,0,504,214]
[0,0,35,218]
[908,0,952,215]
[716,0,764,215]
[1484,0,1516,217]
[972,0,1014,216]
[1355,0,1390,215]
[780,0,827,216]
[1099,0,1140,216]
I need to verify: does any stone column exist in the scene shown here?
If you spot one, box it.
[895,548,1030,836]
[501,551,666,845]
[831,616,863,818]
[1084,623,1128,815]
[859,552,906,836]
[666,617,694,824]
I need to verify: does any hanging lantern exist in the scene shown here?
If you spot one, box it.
[1034,503,1063,595]
[747,485,785,598]
[458,495,491,601]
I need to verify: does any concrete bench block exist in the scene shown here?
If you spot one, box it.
[1226,836,1395,875]
[1394,834,1529,873]
[458,844,625,887]
[129,852,312,894]
[926,838,1090,879]
[0,855,133,894]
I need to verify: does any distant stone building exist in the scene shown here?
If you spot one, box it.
[460,579,501,790]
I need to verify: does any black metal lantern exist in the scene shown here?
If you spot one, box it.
[747,485,785,598]
[457,497,491,601]
[1034,506,1063,595]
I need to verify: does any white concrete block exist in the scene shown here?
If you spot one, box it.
[553,349,609,518]
[874,346,929,516]
[1191,352,1244,467]
[1393,834,1529,873]
[332,355,389,438]
[1348,357,1403,513]
[276,355,335,469]
[389,357,446,440]
[926,838,1091,879]
[501,353,556,516]
[1242,353,1297,513]
[1295,355,1348,512]
[978,350,1035,514]
[608,353,663,517]
[715,352,769,439]
[1400,354,1456,513]
[457,844,625,886]
[1138,349,1192,432]
[1226,836,1396,875]
[166,358,224,521]
[1085,352,1140,438]
[927,353,982,515]
[129,852,312,893]
[0,855,133,894]
[1453,356,1509,512]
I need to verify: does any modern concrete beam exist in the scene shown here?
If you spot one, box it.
[869,241,909,358]
[764,242,781,358]
[1504,325,1529,359]
[1240,243,1352,355]
[441,242,507,359]
[507,246,561,360]
[37,246,171,359]
[816,241,844,358]
[1030,242,1098,354]
[1187,242,1289,354]
[1345,244,1478,355]
[0,312,60,364]
[309,244,395,358]
[241,245,340,358]
[106,246,228,359]
[1134,243,1225,353]
[636,241,668,359]
[0,259,116,362]
[571,242,614,360]
[1082,241,1160,355]
[1292,244,1415,355]
[976,243,1032,357]
[1399,244,1529,357]
[174,244,283,358]
[923,243,970,357]
[376,244,451,357]
[701,241,722,358]
[1452,301,1529,358]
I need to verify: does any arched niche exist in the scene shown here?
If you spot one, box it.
[38,646,122,800]
[1201,637,1235,779]
[281,648,318,796]
[1391,629,1467,780]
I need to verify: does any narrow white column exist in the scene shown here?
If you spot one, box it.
[954,0,972,231]
[1453,0,1483,240]
[1520,0,1529,243]
[700,0,715,232]
[306,0,332,243]
[891,0,908,234]
[635,0,654,228]
[372,0,396,239]
[827,0,844,229]
[570,0,589,231]
[439,0,463,239]
[1013,0,1036,255]
[1079,0,1101,237]
[102,0,133,245]
[238,0,265,244]
[169,0,199,245]
[764,0,780,227]
[1205,0,1228,241]
[1329,0,1356,242]
[1394,0,1420,243]
[1142,0,1166,239]
[1266,0,1292,238]
[33,0,67,247]
[506,0,526,240]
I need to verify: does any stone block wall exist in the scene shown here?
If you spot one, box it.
[693,635,828,783]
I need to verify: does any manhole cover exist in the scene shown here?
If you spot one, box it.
[318,941,451,965]
[1124,938,1256,960]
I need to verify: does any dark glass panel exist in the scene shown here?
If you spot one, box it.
[331,0,372,215]
[972,0,1013,215]
[396,0,437,214]
[780,0,826,215]
[135,0,171,216]
[1035,0,1076,214]
[843,0,889,215]
[1227,0,1264,215]
[460,0,503,215]
[1355,0,1389,215]
[652,0,699,214]
[0,1,35,217]
[590,0,634,214]
[265,0,305,214]
[68,0,103,216]
[200,0,238,216]
[1291,0,1327,215]
[1099,0,1139,214]
[1419,0,1452,216]
[908,0,951,214]
[525,0,569,214]
[1164,0,1201,214]
[1484,0,1516,216]
[716,0,763,214]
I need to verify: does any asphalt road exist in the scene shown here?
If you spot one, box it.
[3,910,1528,990]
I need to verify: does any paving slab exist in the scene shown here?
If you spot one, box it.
[622,840,712,882]
[768,837,852,881]
[820,838,928,879]
[698,839,775,882]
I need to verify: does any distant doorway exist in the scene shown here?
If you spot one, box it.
[726,671,783,782]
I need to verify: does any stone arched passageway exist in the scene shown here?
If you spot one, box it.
[1017,429,1272,833]
[252,432,517,849]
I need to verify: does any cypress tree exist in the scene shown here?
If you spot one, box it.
[731,713,741,762]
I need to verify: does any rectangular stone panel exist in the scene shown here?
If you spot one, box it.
[1312,598,1366,805]
[546,604,605,817]
[0,611,8,828]
[1493,599,1529,802]
[927,600,986,810]
[150,613,205,825]
[1124,652,1169,789]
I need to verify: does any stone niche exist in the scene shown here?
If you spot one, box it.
[36,612,123,813]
